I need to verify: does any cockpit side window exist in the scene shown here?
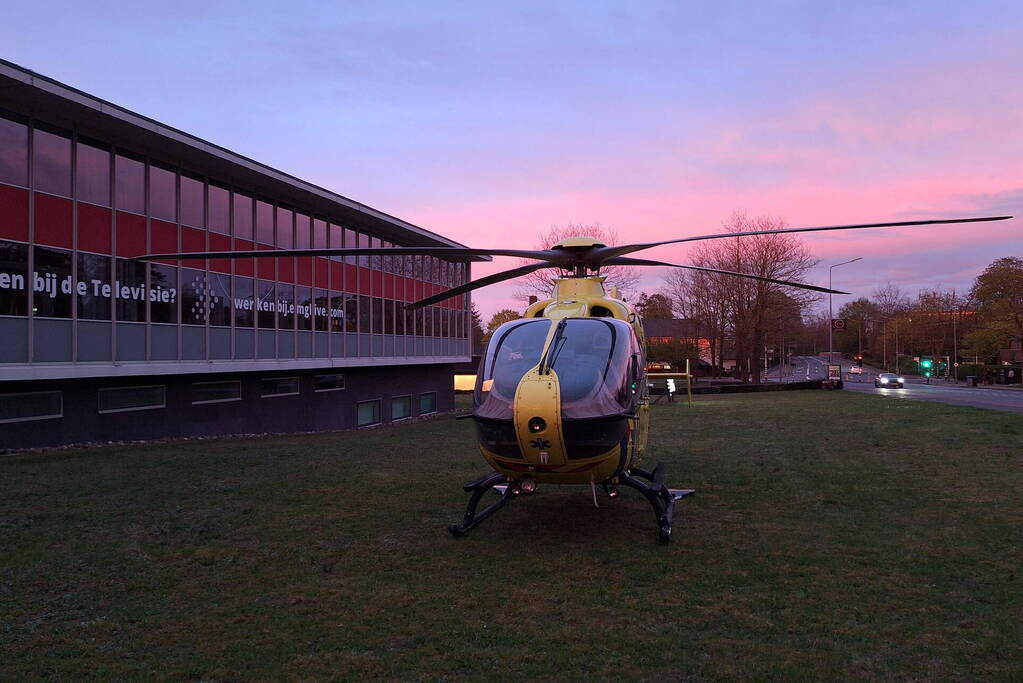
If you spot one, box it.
[474,318,551,418]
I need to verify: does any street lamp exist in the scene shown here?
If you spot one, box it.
[828,257,863,364]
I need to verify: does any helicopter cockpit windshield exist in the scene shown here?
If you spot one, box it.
[475,318,551,420]
[546,318,637,419]
[474,317,639,421]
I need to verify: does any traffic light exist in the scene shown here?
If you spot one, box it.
[921,358,933,377]
[854,354,863,367]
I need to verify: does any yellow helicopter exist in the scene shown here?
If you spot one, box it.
[138,215,1010,542]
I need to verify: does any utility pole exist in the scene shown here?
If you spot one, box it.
[951,288,958,382]
[829,257,863,364]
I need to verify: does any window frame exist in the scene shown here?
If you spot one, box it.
[419,391,437,415]
[356,399,381,427]
[260,376,301,398]
[391,394,413,421]
[191,380,242,405]
[313,373,346,393]
[97,385,166,414]
[0,390,63,424]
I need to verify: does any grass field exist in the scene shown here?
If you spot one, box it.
[2,391,1021,680]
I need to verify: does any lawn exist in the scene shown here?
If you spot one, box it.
[2,391,1021,680]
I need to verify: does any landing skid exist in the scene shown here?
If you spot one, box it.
[447,464,694,543]
[447,470,513,536]
[621,464,694,543]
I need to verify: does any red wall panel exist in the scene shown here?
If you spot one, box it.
[181,227,206,269]
[330,261,343,291]
[115,212,147,257]
[344,264,358,293]
[234,239,254,277]
[383,273,395,299]
[78,203,112,254]
[150,219,177,265]
[314,258,329,289]
[257,244,275,280]
[296,256,313,286]
[209,233,231,273]
[34,194,73,248]
[278,256,295,283]
[0,185,29,242]
[358,267,371,295]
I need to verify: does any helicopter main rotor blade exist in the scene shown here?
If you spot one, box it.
[404,262,554,310]
[593,215,1013,262]
[604,256,849,294]
[130,247,566,262]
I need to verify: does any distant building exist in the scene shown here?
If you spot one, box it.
[0,59,486,448]
[642,319,712,361]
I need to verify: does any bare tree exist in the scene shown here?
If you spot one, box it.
[514,224,640,301]
[663,212,819,382]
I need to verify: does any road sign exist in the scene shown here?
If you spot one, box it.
[831,318,846,331]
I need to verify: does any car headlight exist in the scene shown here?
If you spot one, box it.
[880,377,889,383]
[897,377,904,383]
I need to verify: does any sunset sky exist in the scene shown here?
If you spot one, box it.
[4,1,1019,319]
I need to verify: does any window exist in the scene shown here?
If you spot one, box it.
[0,240,28,316]
[208,272,231,327]
[208,182,230,234]
[116,258,146,322]
[0,111,28,186]
[234,276,254,327]
[296,213,311,248]
[314,289,329,331]
[114,152,145,214]
[33,123,72,197]
[419,392,437,415]
[277,284,295,330]
[328,223,343,259]
[313,219,327,249]
[296,286,313,331]
[32,246,72,318]
[344,228,357,264]
[75,137,110,206]
[98,385,165,413]
[78,253,112,320]
[313,373,345,392]
[256,199,274,245]
[180,173,204,227]
[391,395,412,420]
[149,161,177,221]
[257,279,275,329]
[0,390,62,424]
[233,193,253,240]
[276,207,293,248]
[149,263,178,324]
[260,377,299,397]
[181,268,208,325]
[192,381,241,404]
[357,399,380,427]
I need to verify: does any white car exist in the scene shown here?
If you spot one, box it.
[848,366,863,375]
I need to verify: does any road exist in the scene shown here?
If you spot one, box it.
[789,356,1023,414]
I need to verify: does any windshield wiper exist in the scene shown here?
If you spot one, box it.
[540,318,569,375]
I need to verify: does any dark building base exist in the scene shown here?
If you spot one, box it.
[1,364,454,450]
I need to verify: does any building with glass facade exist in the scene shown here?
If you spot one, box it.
[0,59,478,449]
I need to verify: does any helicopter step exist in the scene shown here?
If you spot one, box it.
[447,466,694,543]
[448,470,515,537]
